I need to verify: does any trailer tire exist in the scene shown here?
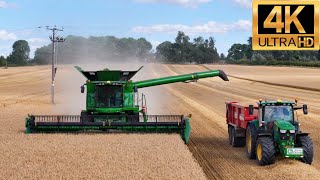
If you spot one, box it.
[228,126,232,145]
[230,127,245,147]
[297,136,313,165]
[246,125,257,159]
[256,137,275,166]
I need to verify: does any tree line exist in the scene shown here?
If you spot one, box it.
[33,35,152,64]
[156,31,219,64]
[1,31,319,67]
[226,37,320,66]
[1,36,152,66]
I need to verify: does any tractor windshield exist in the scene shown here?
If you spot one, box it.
[95,85,123,108]
[263,105,293,122]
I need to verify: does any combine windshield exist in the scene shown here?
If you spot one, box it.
[95,85,123,108]
[264,105,293,122]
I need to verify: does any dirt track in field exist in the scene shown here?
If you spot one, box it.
[1,64,320,179]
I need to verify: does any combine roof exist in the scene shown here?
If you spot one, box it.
[74,66,143,81]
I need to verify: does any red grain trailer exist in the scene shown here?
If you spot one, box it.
[226,102,258,147]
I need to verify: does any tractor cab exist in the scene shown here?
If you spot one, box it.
[264,105,293,123]
[249,100,307,128]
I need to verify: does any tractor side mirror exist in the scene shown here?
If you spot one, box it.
[81,85,85,93]
[303,104,308,115]
[249,105,254,115]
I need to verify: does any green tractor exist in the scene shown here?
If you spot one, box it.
[25,66,229,144]
[246,100,313,165]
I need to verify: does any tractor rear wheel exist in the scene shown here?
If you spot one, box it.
[246,125,257,159]
[256,137,276,166]
[297,136,313,164]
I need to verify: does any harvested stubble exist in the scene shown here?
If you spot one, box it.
[0,133,206,180]
[0,66,206,180]
[151,64,320,179]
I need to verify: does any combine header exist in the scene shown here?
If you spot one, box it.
[26,66,229,144]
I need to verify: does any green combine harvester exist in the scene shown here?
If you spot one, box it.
[26,66,229,144]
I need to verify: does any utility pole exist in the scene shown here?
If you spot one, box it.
[47,25,65,104]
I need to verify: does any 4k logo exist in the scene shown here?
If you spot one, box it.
[252,0,319,50]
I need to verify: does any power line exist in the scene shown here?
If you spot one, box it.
[47,25,65,104]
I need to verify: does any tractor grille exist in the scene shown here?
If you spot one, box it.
[280,132,295,141]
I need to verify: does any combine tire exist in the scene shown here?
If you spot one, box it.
[229,126,245,147]
[256,137,276,166]
[297,136,313,164]
[246,125,257,159]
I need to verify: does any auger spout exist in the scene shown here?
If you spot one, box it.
[134,70,229,88]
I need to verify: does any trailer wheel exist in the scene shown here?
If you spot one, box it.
[256,137,276,166]
[297,136,313,164]
[230,127,245,147]
[228,126,232,145]
[246,125,257,159]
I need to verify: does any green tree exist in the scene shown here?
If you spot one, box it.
[136,37,152,59]
[33,35,153,64]
[220,53,226,60]
[0,56,6,66]
[33,45,51,64]
[156,32,220,64]
[227,44,245,60]
[156,41,173,62]
[7,40,30,65]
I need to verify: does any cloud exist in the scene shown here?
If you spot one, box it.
[233,0,251,8]
[132,20,251,34]
[0,30,17,40]
[134,0,211,8]
[0,0,16,8]
[0,0,8,8]
[27,38,48,43]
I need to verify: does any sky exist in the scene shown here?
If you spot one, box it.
[0,0,252,58]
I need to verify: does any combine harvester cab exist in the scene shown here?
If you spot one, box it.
[226,100,313,165]
[26,66,229,144]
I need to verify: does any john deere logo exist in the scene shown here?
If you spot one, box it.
[252,0,319,50]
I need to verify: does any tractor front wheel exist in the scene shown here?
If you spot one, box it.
[246,125,257,159]
[297,136,313,164]
[256,137,276,166]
